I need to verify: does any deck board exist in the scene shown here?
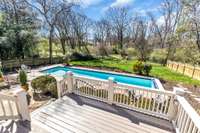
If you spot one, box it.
[30,94,175,133]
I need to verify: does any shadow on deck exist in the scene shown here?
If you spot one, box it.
[67,93,175,132]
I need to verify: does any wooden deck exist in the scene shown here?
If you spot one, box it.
[30,94,174,133]
[0,94,175,133]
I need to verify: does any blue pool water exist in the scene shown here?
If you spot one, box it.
[43,66,156,89]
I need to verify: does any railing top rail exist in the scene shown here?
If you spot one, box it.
[73,75,108,83]
[177,96,200,129]
[0,93,17,101]
[73,75,174,96]
[115,83,174,96]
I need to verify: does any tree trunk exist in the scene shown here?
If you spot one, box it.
[49,28,54,64]
[60,38,66,55]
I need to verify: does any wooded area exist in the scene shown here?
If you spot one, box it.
[0,0,200,65]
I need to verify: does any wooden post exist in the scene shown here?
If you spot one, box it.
[108,77,115,104]
[183,64,186,74]
[192,66,195,78]
[13,89,30,121]
[67,71,73,93]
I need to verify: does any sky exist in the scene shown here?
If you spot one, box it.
[76,0,164,21]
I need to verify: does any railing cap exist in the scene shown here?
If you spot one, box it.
[108,77,115,81]
[67,71,73,75]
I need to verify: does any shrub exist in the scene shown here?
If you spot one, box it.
[133,61,152,76]
[143,64,152,76]
[70,52,95,61]
[133,61,144,75]
[19,70,27,86]
[31,75,57,98]
[97,45,109,57]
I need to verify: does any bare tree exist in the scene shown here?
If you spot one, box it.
[182,0,200,51]
[25,0,72,63]
[106,7,130,49]
[149,0,182,65]
[134,19,153,61]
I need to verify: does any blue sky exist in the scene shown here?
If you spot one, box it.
[77,0,163,20]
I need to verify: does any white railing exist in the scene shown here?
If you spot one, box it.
[0,94,20,120]
[0,89,30,121]
[57,72,176,120]
[112,83,175,119]
[73,76,109,102]
[57,71,200,133]
[173,96,200,133]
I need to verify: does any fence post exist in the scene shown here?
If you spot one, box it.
[108,77,115,104]
[67,71,73,93]
[13,89,30,121]
[192,66,195,78]
[183,64,186,74]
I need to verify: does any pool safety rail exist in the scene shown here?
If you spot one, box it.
[56,71,200,133]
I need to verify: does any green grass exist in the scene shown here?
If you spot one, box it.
[71,57,200,86]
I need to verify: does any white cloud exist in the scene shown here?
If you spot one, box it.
[157,15,165,26]
[110,0,134,8]
[68,0,102,8]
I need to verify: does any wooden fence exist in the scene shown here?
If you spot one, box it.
[167,61,200,80]
[1,57,64,70]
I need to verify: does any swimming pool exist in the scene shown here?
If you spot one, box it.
[42,66,157,89]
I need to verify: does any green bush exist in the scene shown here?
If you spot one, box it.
[133,61,144,75]
[133,61,152,76]
[19,70,27,86]
[31,75,57,98]
[70,52,95,61]
[143,64,152,76]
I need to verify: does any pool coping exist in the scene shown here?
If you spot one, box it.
[40,64,165,91]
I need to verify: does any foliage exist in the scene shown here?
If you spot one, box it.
[31,75,57,98]
[126,48,137,60]
[19,70,27,86]
[143,64,152,76]
[0,69,3,79]
[133,61,144,75]
[70,52,95,61]
[0,2,39,60]
[150,49,167,64]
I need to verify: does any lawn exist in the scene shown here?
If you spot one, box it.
[71,57,200,87]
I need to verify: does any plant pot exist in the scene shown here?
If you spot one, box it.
[21,84,29,91]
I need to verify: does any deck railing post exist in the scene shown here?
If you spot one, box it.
[108,77,115,104]
[57,80,62,98]
[67,71,73,93]
[13,89,30,121]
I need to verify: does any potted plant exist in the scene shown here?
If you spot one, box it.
[19,70,29,91]
[0,70,3,82]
